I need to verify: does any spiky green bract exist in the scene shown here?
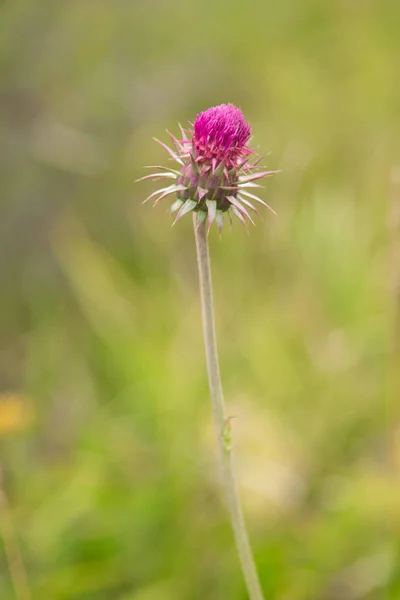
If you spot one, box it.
[137,104,277,232]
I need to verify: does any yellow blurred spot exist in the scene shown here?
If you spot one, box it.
[0,393,34,436]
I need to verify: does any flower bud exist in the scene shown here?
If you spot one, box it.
[137,104,277,232]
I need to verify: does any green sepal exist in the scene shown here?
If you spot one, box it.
[215,209,223,233]
[197,210,207,227]
[206,199,217,230]
[173,199,197,224]
[170,199,184,214]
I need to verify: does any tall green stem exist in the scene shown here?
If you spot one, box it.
[193,215,265,600]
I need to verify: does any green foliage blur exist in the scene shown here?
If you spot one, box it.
[1,0,399,598]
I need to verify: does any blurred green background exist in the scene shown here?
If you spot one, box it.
[1,0,399,598]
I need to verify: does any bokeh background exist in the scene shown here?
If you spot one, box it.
[1,1,399,598]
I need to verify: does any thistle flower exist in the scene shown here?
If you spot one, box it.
[139,104,274,600]
[138,103,277,232]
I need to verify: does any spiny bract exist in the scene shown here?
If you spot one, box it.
[137,104,277,232]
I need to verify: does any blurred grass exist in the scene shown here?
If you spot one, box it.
[0,0,399,598]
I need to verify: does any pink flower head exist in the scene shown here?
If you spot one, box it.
[137,104,278,232]
[193,104,252,169]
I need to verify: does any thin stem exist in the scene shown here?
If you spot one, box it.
[193,215,265,600]
[0,470,31,600]
[388,168,400,471]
